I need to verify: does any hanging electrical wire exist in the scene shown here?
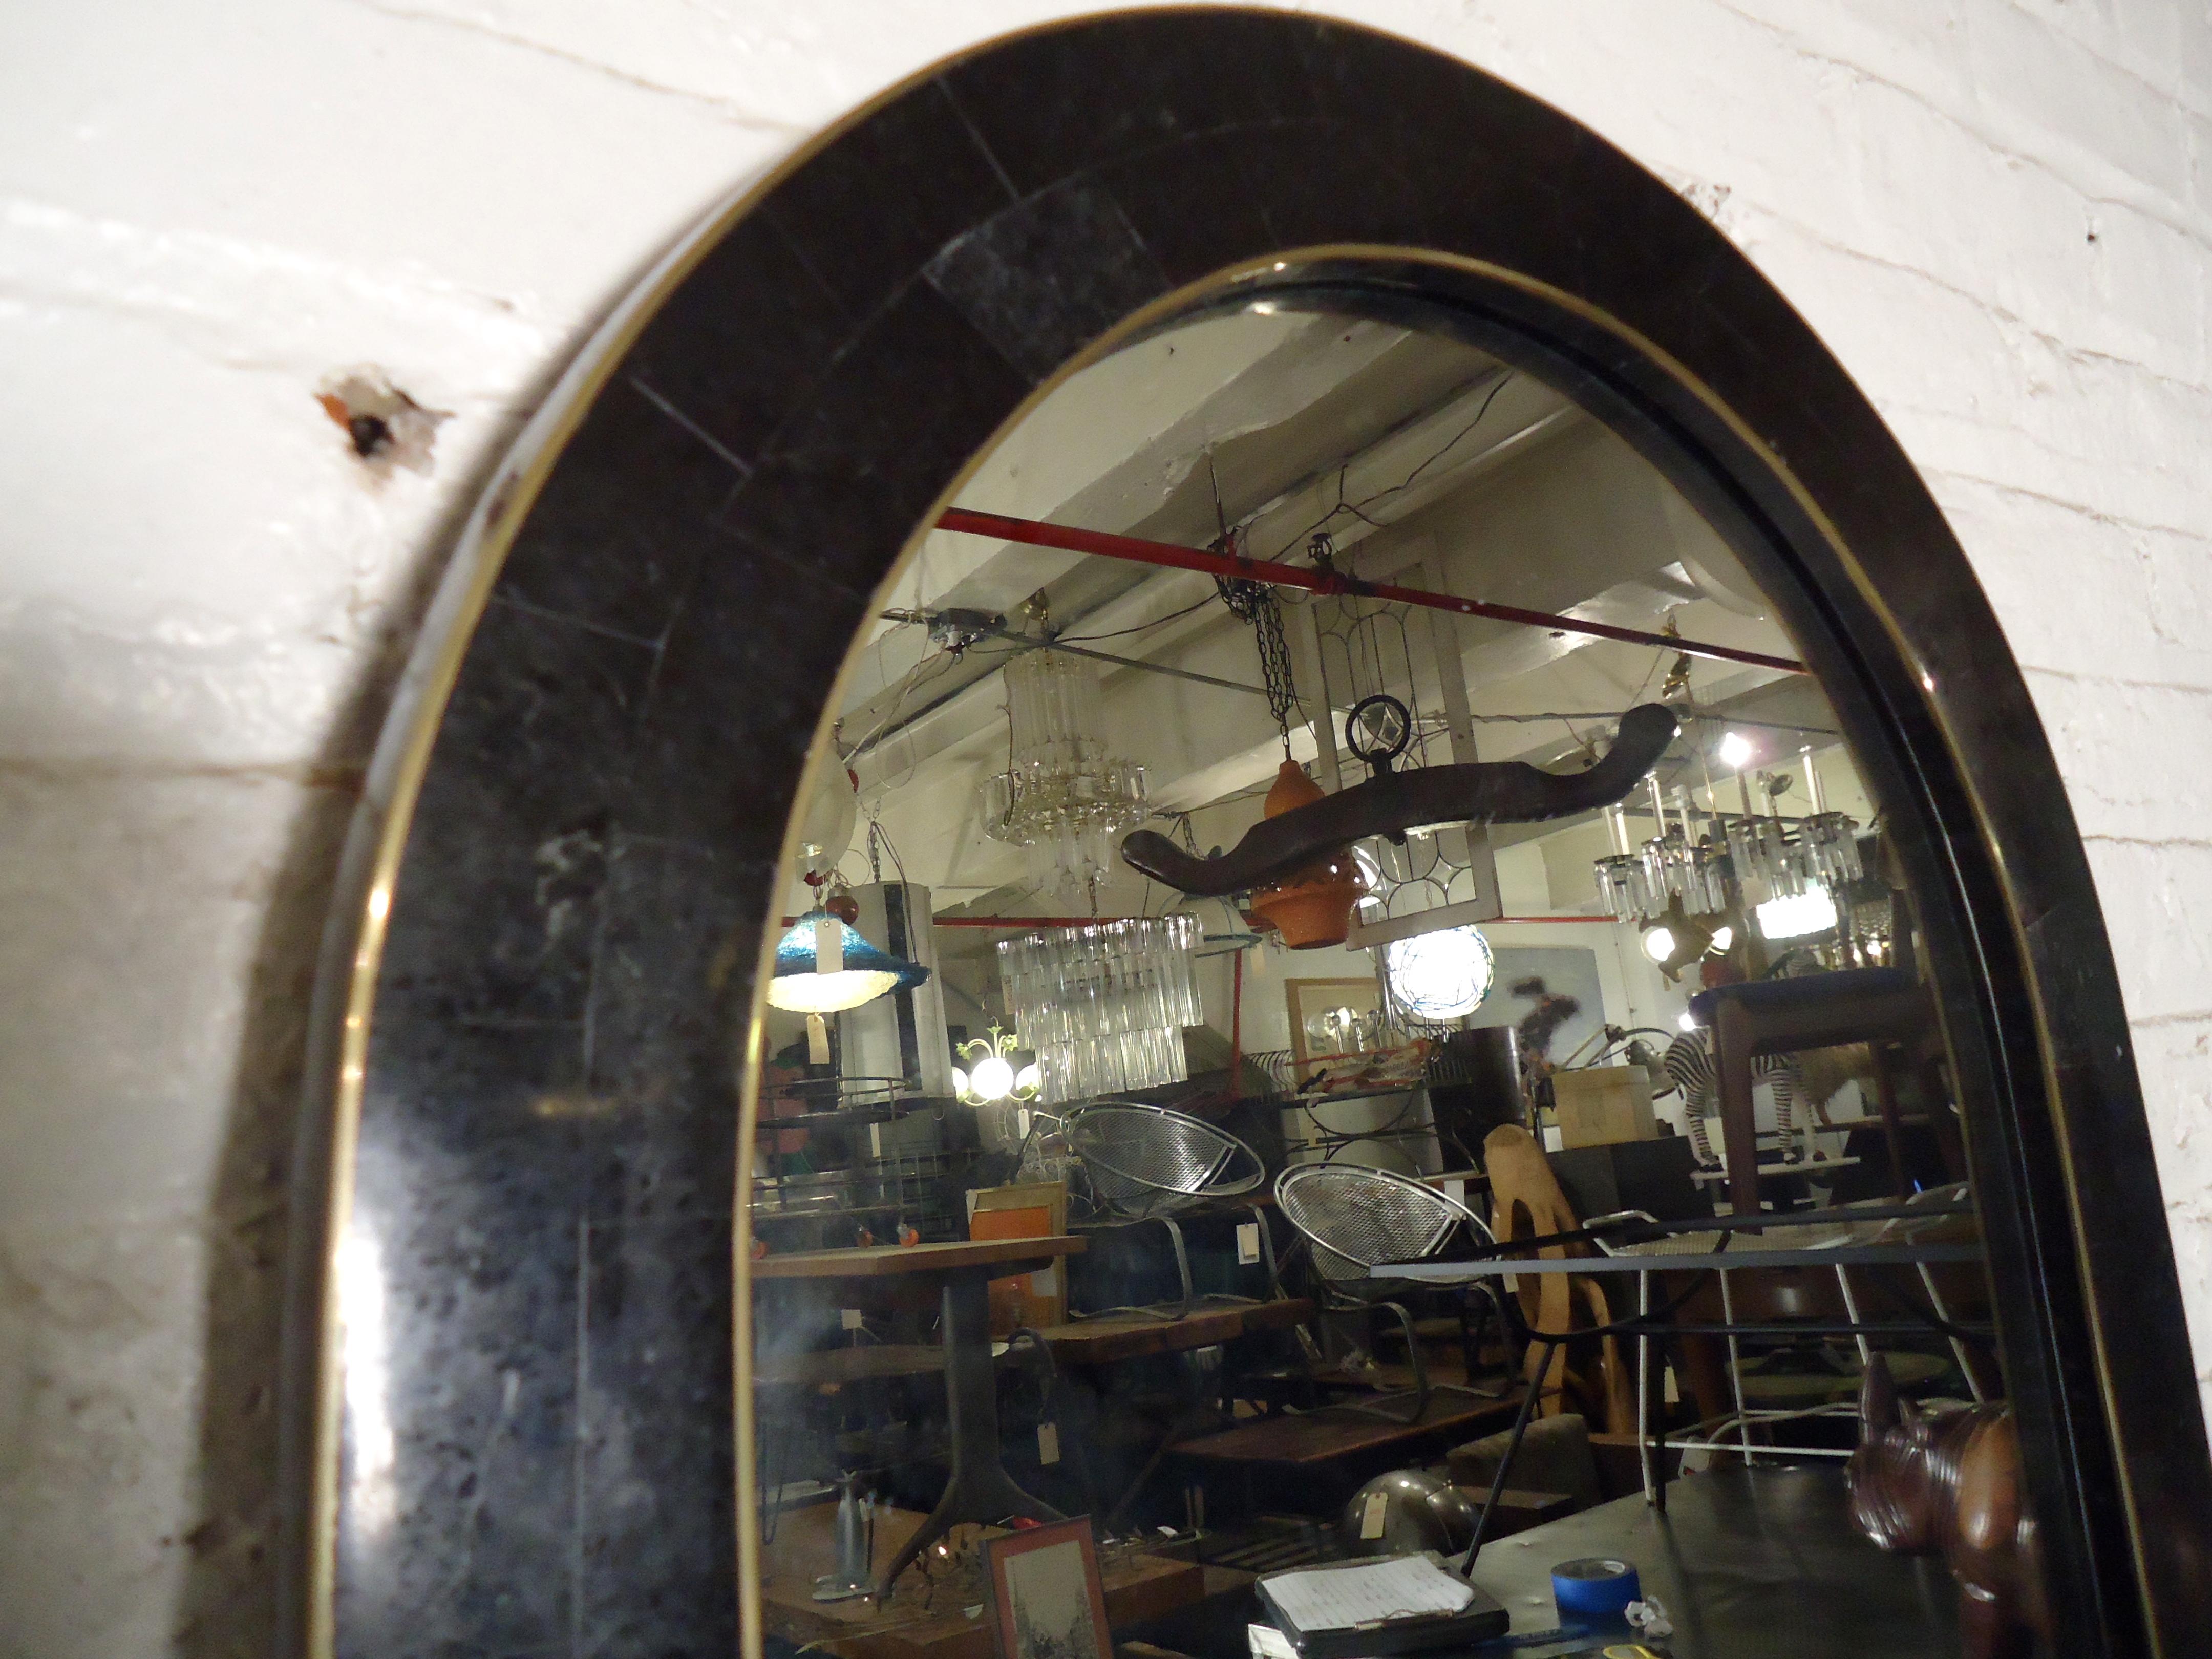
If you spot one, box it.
[1056,591,1220,643]
[1250,371,1518,564]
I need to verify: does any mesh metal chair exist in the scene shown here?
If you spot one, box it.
[1063,1103,1270,1318]
[1274,1162,1515,1422]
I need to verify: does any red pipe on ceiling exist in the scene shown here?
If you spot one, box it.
[784,912,1621,928]
[935,506,1809,676]
[927,913,1615,928]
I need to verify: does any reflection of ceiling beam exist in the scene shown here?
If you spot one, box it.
[937,507,1809,675]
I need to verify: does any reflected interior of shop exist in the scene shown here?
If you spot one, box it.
[747,300,2007,1659]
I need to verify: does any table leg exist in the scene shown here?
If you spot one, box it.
[873,1273,1067,1598]
[1636,1269,1658,1509]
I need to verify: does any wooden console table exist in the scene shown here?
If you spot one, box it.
[754,1237,1088,1597]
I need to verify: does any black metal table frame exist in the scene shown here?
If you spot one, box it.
[1375,1214,1993,1570]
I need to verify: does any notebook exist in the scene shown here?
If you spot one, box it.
[1256,1552,1509,1657]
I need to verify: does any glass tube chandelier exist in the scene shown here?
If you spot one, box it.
[1593,743,1861,940]
[994,916,1201,1104]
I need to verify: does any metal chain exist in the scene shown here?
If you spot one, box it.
[1216,568,1299,753]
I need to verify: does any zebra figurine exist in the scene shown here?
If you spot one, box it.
[1661,1028,1805,1168]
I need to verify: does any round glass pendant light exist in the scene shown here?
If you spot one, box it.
[1384,925,1496,1022]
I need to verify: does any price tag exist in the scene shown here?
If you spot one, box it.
[841,1308,864,1331]
[1237,1223,1262,1266]
[1360,1490,1389,1540]
[814,916,843,972]
[1038,1422,1060,1465]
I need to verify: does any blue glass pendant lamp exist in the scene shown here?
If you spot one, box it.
[766,908,931,1014]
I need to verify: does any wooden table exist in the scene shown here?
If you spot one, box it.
[1028,1298,1315,1366]
[754,1299,1317,1382]
[760,1500,1202,1659]
[1174,1391,1523,1472]
[754,1237,1088,1596]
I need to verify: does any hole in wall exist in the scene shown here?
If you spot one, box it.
[315,366,446,473]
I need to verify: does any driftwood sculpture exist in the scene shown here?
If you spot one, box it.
[1120,703,1679,897]
[1847,1355,2047,1659]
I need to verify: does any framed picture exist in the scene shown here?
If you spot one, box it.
[1285,974,1391,1084]
[984,1517,1111,1659]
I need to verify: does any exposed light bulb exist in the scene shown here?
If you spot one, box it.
[1014,1063,1042,1096]
[1707,925,1735,954]
[950,1067,969,1099]
[1643,925,1677,963]
[1677,1010,1697,1033]
[969,1055,1016,1101]
[1757,888,1839,940]
[1717,730,1756,771]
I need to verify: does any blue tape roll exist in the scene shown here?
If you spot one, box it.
[1550,1557,1640,1619]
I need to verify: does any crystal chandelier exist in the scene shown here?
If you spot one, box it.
[1592,745,1861,941]
[995,916,1201,1104]
[980,647,1148,901]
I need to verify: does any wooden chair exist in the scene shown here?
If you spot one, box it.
[1480,1125,1634,1433]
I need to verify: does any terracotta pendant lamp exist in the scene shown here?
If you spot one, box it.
[1245,760,1368,948]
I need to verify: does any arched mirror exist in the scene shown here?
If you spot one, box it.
[280,13,2212,1659]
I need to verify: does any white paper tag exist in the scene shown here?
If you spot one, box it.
[1442,1178,1466,1206]
[1360,1490,1389,1540]
[1032,1263,1058,1297]
[1237,1223,1262,1266]
[814,915,843,973]
[868,1122,883,1158]
[805,1012,830,1064]
[1038,1422,1060,1465]
[841,1307,864,1331]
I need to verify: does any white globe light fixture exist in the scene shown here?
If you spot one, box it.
[953,1025,1043,1108]
[1384,925,1496,1022]
[968,1054,1016,1102]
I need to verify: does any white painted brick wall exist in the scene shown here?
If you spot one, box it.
[1,2,2205,1651]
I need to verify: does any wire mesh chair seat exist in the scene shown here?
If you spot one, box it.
[1065,1102,1265,1220]
[1062,1103,1270,1320]
[1274,1162,1516,1421]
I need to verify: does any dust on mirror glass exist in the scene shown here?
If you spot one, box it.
[749,296,2012,1659]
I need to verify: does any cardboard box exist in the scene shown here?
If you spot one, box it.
[1550,1065,1656,1149]
[967,1180,1069,1334]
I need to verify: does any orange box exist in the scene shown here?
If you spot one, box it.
[967,1181,1069,1335]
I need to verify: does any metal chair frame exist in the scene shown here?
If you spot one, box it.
[1274,1162,1518,1423]
[1062,1102,1272,1320]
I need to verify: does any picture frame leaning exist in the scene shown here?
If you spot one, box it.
[984,1517,1112,1659]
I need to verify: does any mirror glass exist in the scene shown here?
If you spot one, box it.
[747,294,1993,1658]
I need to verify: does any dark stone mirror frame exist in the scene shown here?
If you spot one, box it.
[276,10,2212,1657]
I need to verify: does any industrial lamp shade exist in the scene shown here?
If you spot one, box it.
[766,909,930,1014]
